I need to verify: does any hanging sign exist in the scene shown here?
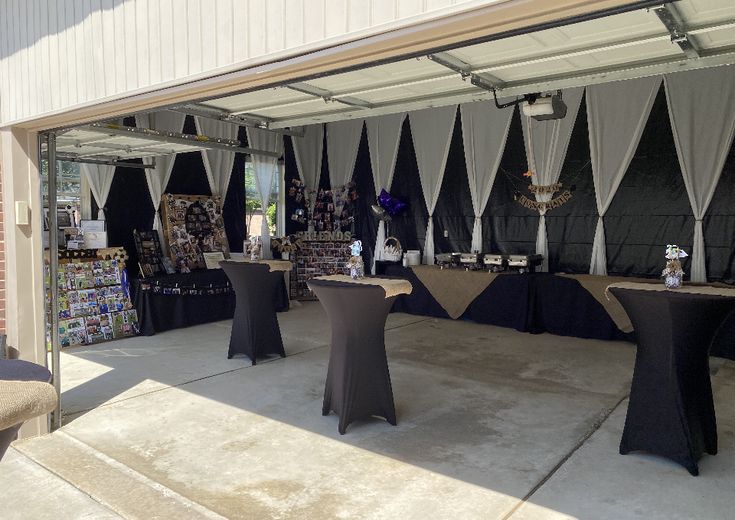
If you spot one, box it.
[516,190,573,212]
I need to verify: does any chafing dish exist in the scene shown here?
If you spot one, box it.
[435,252,461,269]
[482,253,506,272]
[459,253,481,269]
[507,254,543,273]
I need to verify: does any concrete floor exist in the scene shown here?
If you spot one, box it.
[2,301,735,519]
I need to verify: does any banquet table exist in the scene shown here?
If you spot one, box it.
[308,275,412,434]
[132,268,289,336]
[608,282,735,475]
[220,261,291,364]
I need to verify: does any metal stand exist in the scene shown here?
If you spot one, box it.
[46,132,61,430]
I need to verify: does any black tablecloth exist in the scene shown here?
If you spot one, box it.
[385,266,629,342]
[610,287,735,475]
[132,269,289,336]
[308,279,397,435]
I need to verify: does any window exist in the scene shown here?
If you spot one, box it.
[244,159,282,238]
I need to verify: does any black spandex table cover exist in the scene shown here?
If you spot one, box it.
[0,359,52,461]
[610,287,735,475]
[308,279,397,435]
[221,262,286,364]
[132,269,288,336]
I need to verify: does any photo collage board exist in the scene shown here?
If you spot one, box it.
[160,194,230,272]
[294,240,352,299]
[50,258,139,348]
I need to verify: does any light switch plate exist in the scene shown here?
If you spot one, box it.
[15,201,30,225]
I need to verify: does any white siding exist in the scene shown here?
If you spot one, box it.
[0,0,488,125]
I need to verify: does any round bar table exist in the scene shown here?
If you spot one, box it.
[608,282,735,476]
[220,260,291,364]
[308,275,412,434]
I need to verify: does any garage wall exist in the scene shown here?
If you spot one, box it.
[0,0,499,125]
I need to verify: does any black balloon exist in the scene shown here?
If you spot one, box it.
[378,189,408,217]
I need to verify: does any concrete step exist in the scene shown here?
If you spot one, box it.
[13,431,225,520]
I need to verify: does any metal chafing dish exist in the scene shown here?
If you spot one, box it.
[459,253,481,270]
[483,253,506,272]
[435,252,461,269]
[507,254,543,273]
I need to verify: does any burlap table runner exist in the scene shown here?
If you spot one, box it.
[558,274,659,333]
[314,275,412,299]
[232,259,293,272]
[410,265,500,319]
[0,380,58,431]
[606,281,735,298]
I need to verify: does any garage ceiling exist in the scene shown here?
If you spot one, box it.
[187,0,735,129]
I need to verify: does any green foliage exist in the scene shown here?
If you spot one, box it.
[266,202,277,232]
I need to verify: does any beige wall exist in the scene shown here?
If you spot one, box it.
[0,128,48,435]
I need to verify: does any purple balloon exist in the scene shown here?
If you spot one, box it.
[378,189,408,217]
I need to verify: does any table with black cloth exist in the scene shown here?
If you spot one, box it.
[132,268,289,336]
[384,265,629,342]
[220,261,289,364]
[609,283,735,475]
[308,275,412,435]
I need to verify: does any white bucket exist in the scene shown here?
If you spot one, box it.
[406,250,421,266]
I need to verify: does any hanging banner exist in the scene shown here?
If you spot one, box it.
[517,190,573,212]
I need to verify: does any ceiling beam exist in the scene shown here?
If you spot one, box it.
[44,153,156,169]
[167,105,305,137]
[651,3,700,59]
[428,51,505,88]
[287,82,375,109]
[82,123,282,158]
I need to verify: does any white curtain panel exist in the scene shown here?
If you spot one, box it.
[80,163,116,220]
[587,76,662,275]
[409,105,458,265]
[665,65,735,282]
[521,88,584,271]
[366,112,406,272]
[194,117,239,197]
[246,127,284,259]
[326,119,364,190]
[292,124,324,216]
[135,112,186,253]
[460,100,514,252]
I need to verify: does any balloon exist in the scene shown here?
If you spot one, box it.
[377,189,408,217]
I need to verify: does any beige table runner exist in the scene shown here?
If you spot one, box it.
[314,275,412,299]
[229,259,293,272]
[410,265,500,319]
[606,281,735,298]
[558,274,658,333]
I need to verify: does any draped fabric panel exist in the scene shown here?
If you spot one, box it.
[460,101,514,252]
[326,119,364,190]
[665,65,735,282]
[135,112,186,254]
[521,88,584,271]
[292,124,324,217]
[365,112,406,272]
[194,117,239,197]
[246,127,284,259]
[409,105,458,265]
[587,76,662,275]
[81,163,116,220]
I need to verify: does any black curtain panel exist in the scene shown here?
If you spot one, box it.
[703,139,735,283]
[351,126,378,270]
[284,135,308,235]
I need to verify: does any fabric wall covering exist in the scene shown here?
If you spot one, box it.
[409,105,458,265]
[365,112,406,272]
[246,127,284,259]
[81,163,116,220]
[326,119,365,190]
[521,88,584,272]
[587,76,662,275]
[665,65,735,283]
[135,111,186,254]
[195,117,239,197]
[292,124,324,217]
[460,100,514,253]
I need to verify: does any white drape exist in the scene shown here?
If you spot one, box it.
[460,100,514,252]
[521,88,584,272]
[326,119,364,190]
[366,112,406,272]
[665,65,735,282]
[195,117,239,197]
[292,124,324,218]
[409,105,458,265]
[246,127,284,259]
[81,163,116,220]
[587,76,662,275]
[135,112,186,253]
